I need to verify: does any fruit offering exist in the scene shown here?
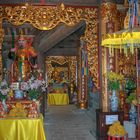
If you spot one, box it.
[108,121,127,137]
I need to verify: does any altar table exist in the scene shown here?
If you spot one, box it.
[0,115,46,140]
[48,93,69,105]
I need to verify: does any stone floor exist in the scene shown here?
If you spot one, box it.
[44,105,97,140]
[43,105,138,140]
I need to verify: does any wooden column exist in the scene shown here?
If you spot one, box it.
[77,40,88,109]
[37,52,46,76]
[37,52,46,117]
[136,49,140,140]
[101,1,118,111]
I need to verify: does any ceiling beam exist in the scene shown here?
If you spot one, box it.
[37,20,85,53]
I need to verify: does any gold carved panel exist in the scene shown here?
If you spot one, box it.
[118,52,136,78]
[0,4,99,87]
[46,56,76,84]
[101,2,117,21]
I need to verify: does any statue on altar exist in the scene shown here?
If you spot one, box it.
[8,31,37,82]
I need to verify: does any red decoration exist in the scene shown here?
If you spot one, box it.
[28,101,39,118]
[108,135,128,140]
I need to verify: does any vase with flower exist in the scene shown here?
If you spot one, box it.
[26,76,46,101]
[107,72,124,112]
[126,93,137,124]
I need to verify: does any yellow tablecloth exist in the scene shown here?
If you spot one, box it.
[48,93,69,105]
[0,115,46,140]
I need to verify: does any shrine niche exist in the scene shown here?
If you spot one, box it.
[46,56,69,84]
[46,56,76,94]
[0,4,99,88]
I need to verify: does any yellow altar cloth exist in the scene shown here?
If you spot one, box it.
[0,115,46,140]
[48,93,69,105]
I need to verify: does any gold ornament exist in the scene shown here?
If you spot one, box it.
[118,52,136,77]
[101,2,117,21]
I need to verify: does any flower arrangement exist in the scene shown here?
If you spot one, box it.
[23,76,46,100]
[107,72,124,91]
[126,93,137,106]
[0,80,10,101]
[125,79,136,91]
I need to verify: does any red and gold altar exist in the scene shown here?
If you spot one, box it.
[0,31,46,140]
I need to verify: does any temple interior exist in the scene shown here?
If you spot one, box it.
[0,0,140,140]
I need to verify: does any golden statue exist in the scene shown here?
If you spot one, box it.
[11,31,37,82]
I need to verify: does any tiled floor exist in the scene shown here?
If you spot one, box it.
[44,105,96,140]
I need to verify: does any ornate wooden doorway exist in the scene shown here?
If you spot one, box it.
[0,4,99,109]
